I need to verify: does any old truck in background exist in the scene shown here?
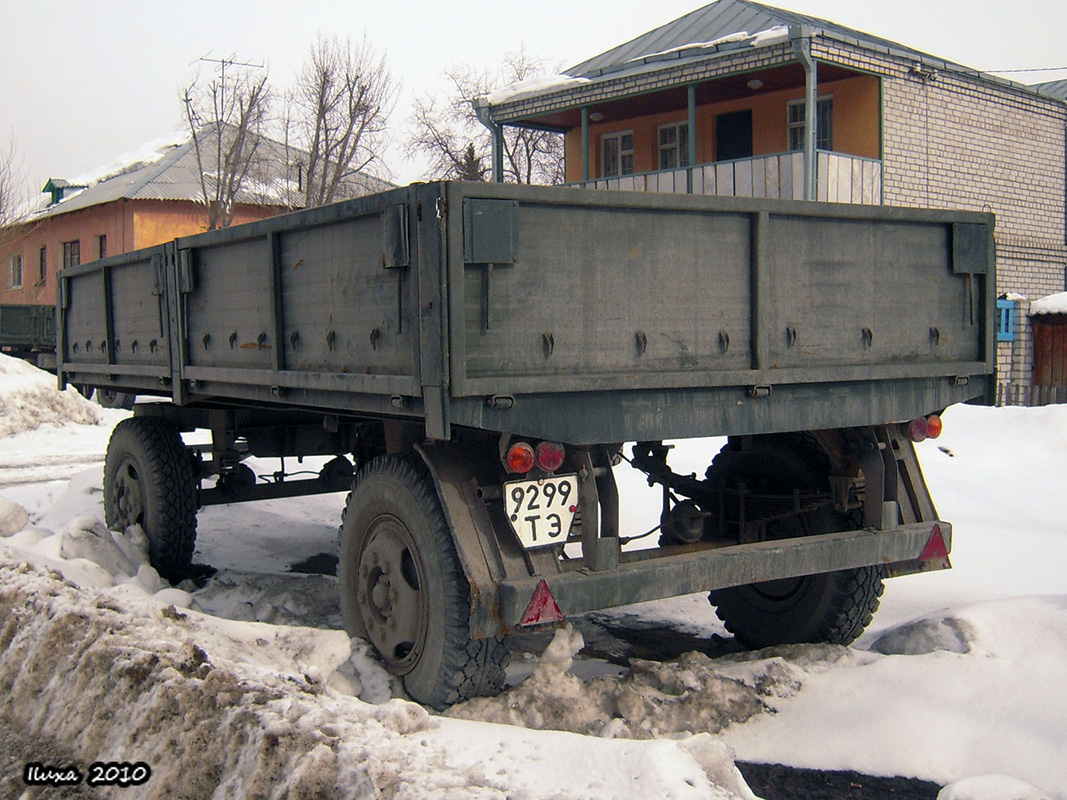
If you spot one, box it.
[0,303,56,370]
[57,181,995,708]
[1,302,134,408]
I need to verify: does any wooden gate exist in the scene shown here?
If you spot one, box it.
[1032,314,1067,405]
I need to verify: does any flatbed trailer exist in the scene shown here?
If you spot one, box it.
[58,181,995,707]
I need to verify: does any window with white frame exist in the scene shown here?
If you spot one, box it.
[602,131,634,178]
[787,96,833,152]
[658,122,691,170]
[9,253,23,288]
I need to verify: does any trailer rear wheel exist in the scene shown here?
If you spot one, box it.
[104,416,197,582]
[96,388,136,410]
[338,455,508,709]
[707,436,885,648]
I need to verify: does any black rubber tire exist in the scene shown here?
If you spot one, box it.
[338,455,509,709]
[104,417,198,582]
[96,389,135,410]
[707,435,885,649]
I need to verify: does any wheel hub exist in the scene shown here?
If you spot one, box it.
[113,459,145,528]
[357,515,427,674]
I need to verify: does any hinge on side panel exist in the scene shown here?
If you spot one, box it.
[748,385,772,399]
[435,197,447,221]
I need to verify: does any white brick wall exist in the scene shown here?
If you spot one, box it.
[820,40,1067,403]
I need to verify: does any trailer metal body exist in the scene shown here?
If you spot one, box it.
[57,181,995,706]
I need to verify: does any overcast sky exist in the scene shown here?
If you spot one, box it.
[2,0,1064,195]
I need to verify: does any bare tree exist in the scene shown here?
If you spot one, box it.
[182,60,272,229]
[284,36,395,208]
[0,135,31,249]
[406,50,565,185]
[1,135,25,230]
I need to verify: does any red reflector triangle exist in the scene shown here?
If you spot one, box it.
[920,525,950,560]
[520,579,564,626]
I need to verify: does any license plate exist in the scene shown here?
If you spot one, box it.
[503,474,578,550]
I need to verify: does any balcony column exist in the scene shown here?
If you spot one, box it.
[687,84,697,194]
[581,107,590,183]
[792,27,818,201]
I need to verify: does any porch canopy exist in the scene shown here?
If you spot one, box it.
[475,0,947,203]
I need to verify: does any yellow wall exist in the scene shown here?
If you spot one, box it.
[566,73,880,182]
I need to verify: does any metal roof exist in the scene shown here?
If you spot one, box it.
[566,0,966,78]
[1032,79,1067,100]
[30,128,393,221]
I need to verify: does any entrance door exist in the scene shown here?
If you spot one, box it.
[716,110,753,162]
[1032,315,1067,404]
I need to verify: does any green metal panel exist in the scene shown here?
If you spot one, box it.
[952,222,989,274]
[463,198,518,264]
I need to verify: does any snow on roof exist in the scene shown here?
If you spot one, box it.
[14,127,392,224]
[69,130,190,187]
[622,25,789,65]
[484,73,591,106]
[1029,291,1067,316]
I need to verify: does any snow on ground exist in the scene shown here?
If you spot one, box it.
[0,351,1064,799]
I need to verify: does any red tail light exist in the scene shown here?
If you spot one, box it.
[926,414,943,439]
[534,441,566,473]
[907,417,929,442]
[506,442,536,474]
[907,415,944,443]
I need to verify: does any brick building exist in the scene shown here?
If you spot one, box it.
[1,129,392,308]
[478,0,1067,403]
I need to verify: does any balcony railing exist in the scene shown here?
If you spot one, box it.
[574,150,883,205]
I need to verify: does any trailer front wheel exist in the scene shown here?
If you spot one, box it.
[338,455,508,709]
[104,416,197,582]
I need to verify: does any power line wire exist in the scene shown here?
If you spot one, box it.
[988,66,1067,74]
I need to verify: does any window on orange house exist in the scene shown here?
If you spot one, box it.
[787,96,833,151]
[9,252,23,288]
[602,131,634,177]
[658,122,691,170]
[62,240,81,269]
[37,247,47,286]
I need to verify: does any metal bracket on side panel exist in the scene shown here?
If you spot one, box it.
[464,198,518,332]
[381,205,410,335]
[177,249,195,294]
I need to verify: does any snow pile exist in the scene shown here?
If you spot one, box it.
[450,625,793,739]
[0,496,29,535]
[938,774,1054,800]
[0,559,430,799]
[0,353,99,436]
[718,597,1067,798]
[1029,291,1067,315]
[0,549,758,799]
[1,483,757,797]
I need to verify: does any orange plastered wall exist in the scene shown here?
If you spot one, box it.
[131,201,284,249]
[564,73,880,181]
